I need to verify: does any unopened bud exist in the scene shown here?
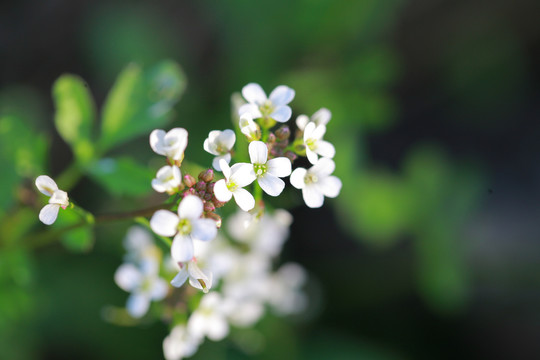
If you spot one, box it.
[203,192,213,201]
[206,182,215,193]
[199,169,214,183]
[212,196,227,208]
[203,201,215,213]
[183,174,197,188]
[183,188,196,197]
[195,181,206,192]
[206,212,222,228]
[275,126,290,140]
[267,133,276,144]
[285,150,297,162]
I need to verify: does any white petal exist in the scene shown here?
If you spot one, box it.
[290,168,307,189]
[114,263,142,292]
[39,204,60,225]
[214,179,233,202]
[151,179,167,193]
[35,175,58,196]
[188,269,213,292]
[269,85,295,106]
[303,122,316,140]
[232,188,255,211]
[312,108,331,126]
[311,124,327,140]
[178,195,203,220]
[206,316,229,341]
[318,175,342,198]
[149,129,166,156]
[230,163,256,187]
[302,186,324,208]
[171,234,194,262]
[219,159,231,179]
[219,129,236,149]
[238,103,263,118]
[267,157,291,177]
[150,278,169,300]
[126,293,150,318]
[242,83,267,105]
[49,190,69,207]
[150,210,179,237]
[258,174,285,197]
[295,115,309,131]
[315,140,335,158]
[191,218,217,242]
[311,158,335,177]
[212,154,231,171]
[203,137,216,155]
[306,148,319,165]
[171,268,189,288]
[270,105,292,123]
[249,141,268,164]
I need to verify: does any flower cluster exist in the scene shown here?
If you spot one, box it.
[34,82,341,359]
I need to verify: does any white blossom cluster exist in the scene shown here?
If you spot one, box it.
[34,82,341,359]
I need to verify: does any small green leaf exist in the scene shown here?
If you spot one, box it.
[86,157,154,196]
[99,60,187,151]
[53,75,96,163]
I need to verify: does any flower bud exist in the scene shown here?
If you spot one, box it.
[206,212,222,228]
[203,192,213,201]
[198,169,214,183]
[285,150,297,162]
[203,201,215,213]
[183,188,197,197]
[183,174,197,188]
[206,182,215,194]
[212,196,227,208]
[195,181,207,192]
[275,126,290,141]
[267,133,276,144]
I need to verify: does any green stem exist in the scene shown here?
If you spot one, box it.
[254,180,263,203]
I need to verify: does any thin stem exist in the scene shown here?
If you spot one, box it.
[95,203,171,223]
[254,180,263,203]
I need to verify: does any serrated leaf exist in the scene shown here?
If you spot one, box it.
[86,157,154,196]
[99,60,186,151]
[52,75,96,163]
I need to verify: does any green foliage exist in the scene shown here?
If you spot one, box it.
[86,157,155,196]
[55,210,95,253]
[99,60,186,151]
[53,75,96,164]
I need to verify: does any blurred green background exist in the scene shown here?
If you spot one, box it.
[1,0,540,359]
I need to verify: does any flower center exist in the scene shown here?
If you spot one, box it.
[226,180,238,192]
[304,172,318,185]
[177,218,192,235]
[253,163,268,177]
[306,138,317,151]
[259,100,274,116]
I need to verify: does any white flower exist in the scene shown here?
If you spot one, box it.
[290,158,342,208]
[239,113,261,141]
[264,262,307,316]
[150,195,217,262]
[152,165,182,194]
[214,159,256,211]
[171,259,213,293]
[35,175,69,225]
[203,129,236,171]
[233,141,291,197]
[296,108,331,131]
[187,292,230,341]
[238,83,295,123]
[163,325,201,360]
[303,122,335,164]
[114,258,168,318]
[150,128,188,161]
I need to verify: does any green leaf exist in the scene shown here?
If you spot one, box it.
[99,60,187,151]
[53,75,96,163]
[86,157,154,196]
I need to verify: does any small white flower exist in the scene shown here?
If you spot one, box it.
[203,129,236,171]
[303,122,335,164]
[163,325,201,360]
[114,258,168,318]
[171,258,213,293]
[290,158,342,208]
[149,128,188,161]
[188,292,230,341]
[265,262,308,316]
[35,175,69,225]
[150,195,217,262]
[296,108,331,131]
[214,159,256,211]
[152,165,182,194]
[238,83,295,123]
[233,141,291,197]
[239,113,261,141]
